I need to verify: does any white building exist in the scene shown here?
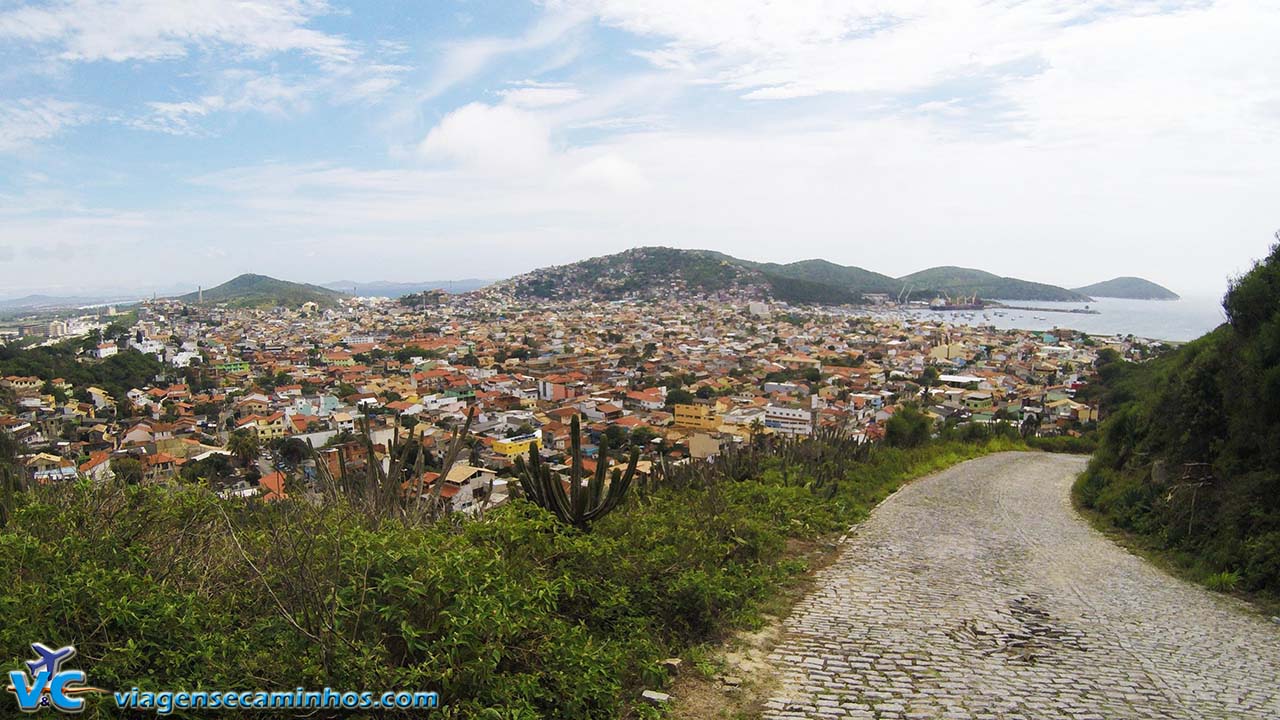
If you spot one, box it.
[764,404,813,436]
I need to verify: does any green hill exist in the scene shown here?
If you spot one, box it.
[1076,237,1280,599]
[503,248,1099,304]
[177,274,346,308]
[507,247,762,301]
[752,258,899,295]
[1073,276,1179,300]
[896,266,1090,302]
[506,248,875,305]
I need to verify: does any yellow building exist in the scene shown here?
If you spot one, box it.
[929,343,967,360]
[673,403,720,432]
[492,434,541,459]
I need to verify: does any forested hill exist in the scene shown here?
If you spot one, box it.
[177,274,345,308]
[1073,276,1180,300]
[896,266,1090,301]
[499,247,1092,304]
[1076,237,1280,598]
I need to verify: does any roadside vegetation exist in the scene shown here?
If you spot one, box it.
[0,423,1023,718]
[1075,235,1280,608]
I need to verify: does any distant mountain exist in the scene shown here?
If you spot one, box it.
[1072,276,1179,300]
[499,248,1100,305]
[177,274,347,308]
[323,279,493,297]
[897,266,1090,302]
[748,258,900,295]
[0,293,143,311]
[503,247,777,301]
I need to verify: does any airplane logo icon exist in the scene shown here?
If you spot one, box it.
[7,642,104,713]
[26,644,75,678]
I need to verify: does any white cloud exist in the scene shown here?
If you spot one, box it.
[418,102,552,174]
[133,96,225,135]
[0,0,356,63]
[131,71,316,134]
[569,153,648,192]
[131,59,408,135]
[0,98,92,152]
[3,0,1278,299]
[178,99,1278,296]
[556,0,1280,127]
[0,1,407,140]
[1000,1,1280,143]
[498,84,584,108]
[419,9,589,100]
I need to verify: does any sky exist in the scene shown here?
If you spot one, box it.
[1,0,1279,299]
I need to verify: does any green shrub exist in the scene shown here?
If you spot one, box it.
[0,434,1019,718]
[885,404,932,448]
[1075,237,1280,601]
[1203,570,1241,593]
[1026,434,1098,454]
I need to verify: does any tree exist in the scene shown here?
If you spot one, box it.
[227,429,260,466]
[193,402,220,417]
[665,388,695,407]
[918,365,940,400]
[630,426,659,449]
[394,347,426,363]
[603,424,629,450]
[919,365,940,387]
[41,380,68,405]
[276,437,309,466]
[0,430,23,527]
[1094,348,1122,368]
[180,454,232,484]
[110,457,144,485]
[885,405,932,448]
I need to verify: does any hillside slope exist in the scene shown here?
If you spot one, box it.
[1075,237,1280,597]
[898,266,1090,301]
[178,274,346,308]
[501,248,1090,305]
[1073,276,1179,300]
[748,258,900,295]
[504,247,767,301]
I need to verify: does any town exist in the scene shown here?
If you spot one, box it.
[0,287,1128,511]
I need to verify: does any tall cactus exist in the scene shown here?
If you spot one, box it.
[305,411,473,523]
[515,415,638,530]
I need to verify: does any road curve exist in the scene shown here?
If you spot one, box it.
[762,452,1280,719]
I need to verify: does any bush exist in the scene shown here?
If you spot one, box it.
[0,435,1020,718]
[1026,434,1098,454]
[1203,570,1241,593]
[885,405,931,448]
[1075,236,1280,601]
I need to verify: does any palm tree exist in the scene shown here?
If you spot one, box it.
[227,429,260,466]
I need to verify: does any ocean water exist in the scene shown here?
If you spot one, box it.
[897,295,1227,343]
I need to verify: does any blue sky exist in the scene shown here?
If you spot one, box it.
[2,0,1279,298]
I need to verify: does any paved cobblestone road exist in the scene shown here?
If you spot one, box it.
[762,452,1280,720]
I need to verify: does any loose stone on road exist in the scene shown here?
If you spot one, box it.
[762,452,1280,719]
